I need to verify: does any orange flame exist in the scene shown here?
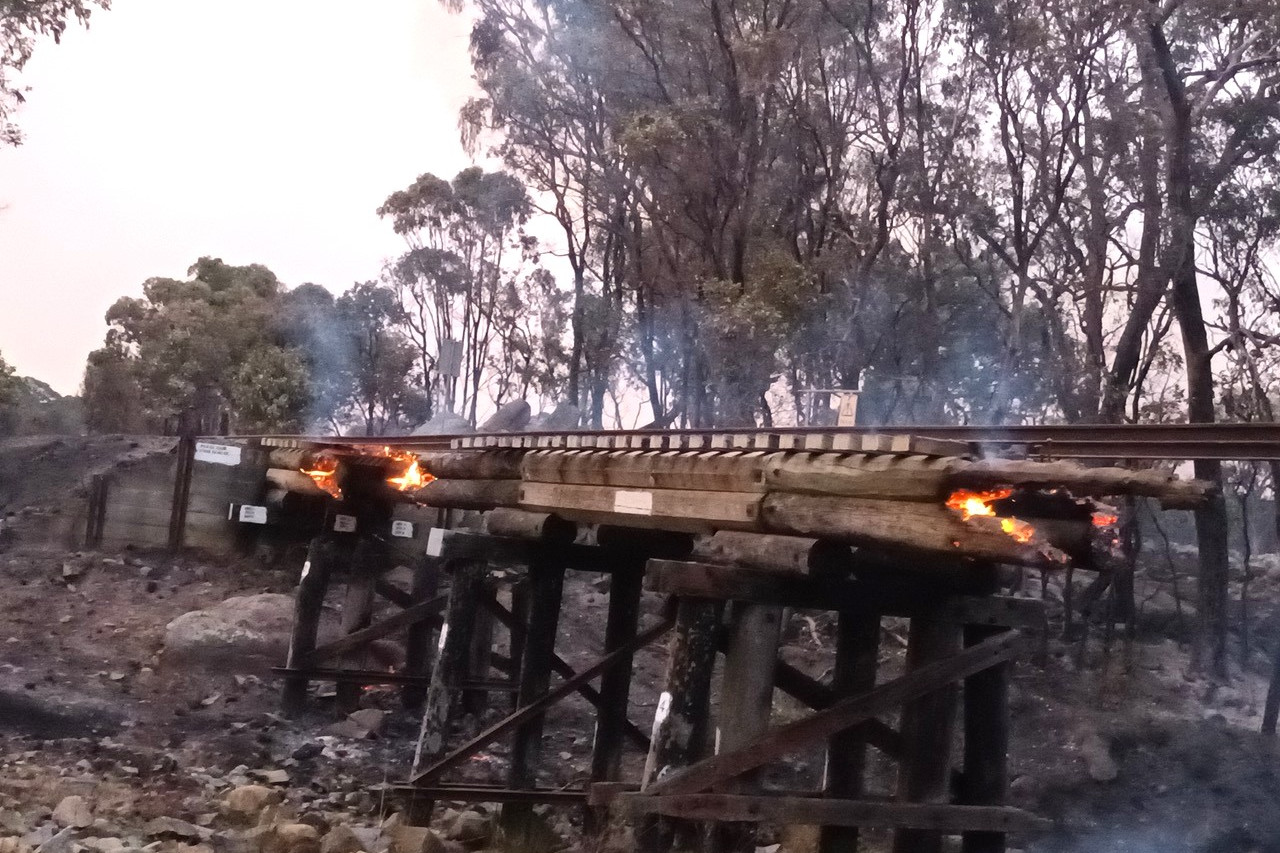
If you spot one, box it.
[946,488,1038,546]
[946,488,1013,519]
[1092,511,1119,527]
[387,455,433,491]
[301,456,341,499]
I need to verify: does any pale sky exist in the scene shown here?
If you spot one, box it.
[0,1,477,394]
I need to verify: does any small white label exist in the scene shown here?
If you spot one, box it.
[614,490,654,515]
[300,560,312,582]
[195,442,241,466]
[391,520,415,539]
[237,504,268,524]
[425,527,446,557]
[333,514,357,533]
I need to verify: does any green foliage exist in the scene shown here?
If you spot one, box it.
[87,257,289,429]
[1,0,108,145]
[228,345,310,434]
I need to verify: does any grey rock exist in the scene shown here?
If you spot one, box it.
[525,403,580,432]
[51,798,91,830]
[410,413,472,437]
[35,828,75,853]
[478,400,530,433]
[162,594,297,674]
[319,826,362,853]
[141,818,204,841]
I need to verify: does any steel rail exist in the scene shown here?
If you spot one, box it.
[219,423,1280,461]
[220,422,1280,458]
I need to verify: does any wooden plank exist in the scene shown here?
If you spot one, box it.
[760,493,1068,567]
[616,794,1049,834]
[642,630,1022,797]
[520,482,762,533]
[860,435,893,453]
[763,452,959,501]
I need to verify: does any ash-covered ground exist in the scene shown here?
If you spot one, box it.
[3,436,1280,853]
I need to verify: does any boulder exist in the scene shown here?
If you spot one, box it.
[525,403,581,432]
[222,786,278,825]
[262,824,320,853]
[0,838,33,853]
[410,413,472,437]
[162,594,297,673]
[51,797,92,829]
[34,828,74,853]
[444,812,490,848]
[345,709,386,739]
[478,401,530,433]
[388,826,443,853]
[142,818,205,841]
[319,826,362,853]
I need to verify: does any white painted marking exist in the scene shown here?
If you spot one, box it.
[614,490,654,515]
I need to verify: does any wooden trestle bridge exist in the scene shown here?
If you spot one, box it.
[149,424,1244,852]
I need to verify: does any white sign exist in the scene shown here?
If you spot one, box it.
[391,520,415,539]
[613,490,654,515]
[836,393,859,427]
[195,442,241,466]
[426,527,447,557]
[237,505,268,524]
[333,514,357,533]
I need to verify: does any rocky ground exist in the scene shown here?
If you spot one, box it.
[4,437,1280,852]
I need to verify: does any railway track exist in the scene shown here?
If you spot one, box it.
[234,422,1280,461]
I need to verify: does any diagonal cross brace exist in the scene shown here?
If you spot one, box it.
[643,629,1023,797]
[301,593,448,666]
[409,616,675,784]
[481,593,651,752]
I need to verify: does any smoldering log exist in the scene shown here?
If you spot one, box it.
[760,493,1069,568]
[419,450,525,480]
[411,479,523,510]
[266,468,328,497]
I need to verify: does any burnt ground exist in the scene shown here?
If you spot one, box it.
[2,437,1280,852]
